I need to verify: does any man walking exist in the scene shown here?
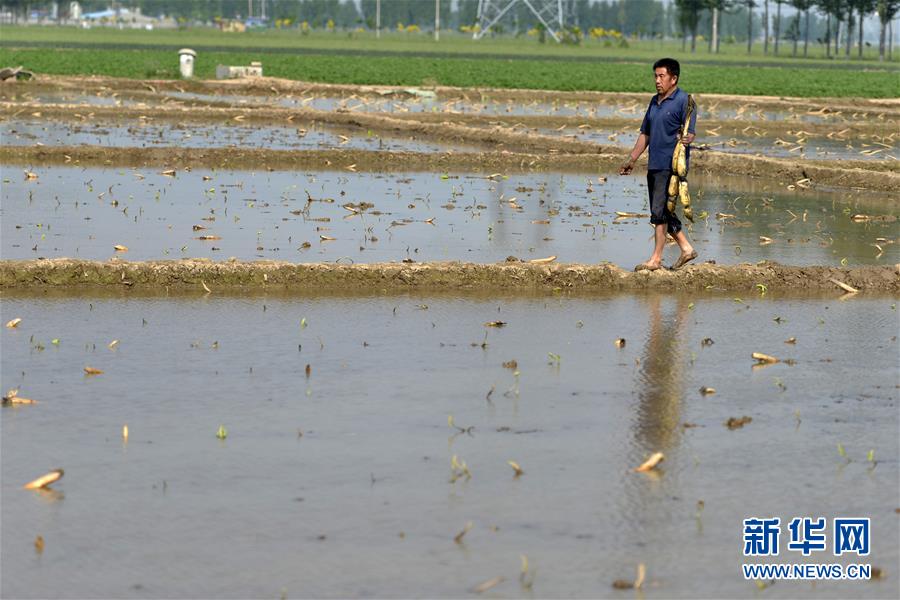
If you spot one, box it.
[620,58,698,271]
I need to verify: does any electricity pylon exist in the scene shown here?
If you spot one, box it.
[473,0,566,42]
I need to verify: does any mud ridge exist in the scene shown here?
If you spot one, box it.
[4,98,897,146]
[2,258,897,294]
[4,96,895,141]
[12,75,900,114]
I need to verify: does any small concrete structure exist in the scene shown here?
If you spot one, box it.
[178,48,196,79]
[216,62,263,79]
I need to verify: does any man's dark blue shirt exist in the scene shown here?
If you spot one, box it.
[639,87,697,171]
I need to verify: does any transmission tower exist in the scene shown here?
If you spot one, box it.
[474,0,566,42]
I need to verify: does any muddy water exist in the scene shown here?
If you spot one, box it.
[159,92,896,125]
[3,166,897,267]
[161,91,631,118]
[4,117,891,162]
[533,127,896,162]
[0,90,149,107]
[1,292,897,598]
[0,119,479,153]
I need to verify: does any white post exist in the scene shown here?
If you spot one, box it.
[376,0,381,39]
[178,49,196,79]
[247,0,252,19]
[435,0,440,41]
[712,6,718,53]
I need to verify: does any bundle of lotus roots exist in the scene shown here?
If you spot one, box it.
[666,95,697,222]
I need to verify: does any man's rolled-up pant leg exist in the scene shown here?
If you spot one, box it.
[647,169,682,236]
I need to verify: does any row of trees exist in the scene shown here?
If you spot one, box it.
[32,0,672,36]
[5,0,897,58]
[676,0,898,60]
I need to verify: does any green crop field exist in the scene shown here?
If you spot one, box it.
[3,26,899,66]
[1,26,898,97]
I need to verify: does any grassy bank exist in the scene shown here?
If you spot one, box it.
[2,26,898,97]
[2,46,898,97]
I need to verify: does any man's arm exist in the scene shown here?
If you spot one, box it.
[619,133,649,175]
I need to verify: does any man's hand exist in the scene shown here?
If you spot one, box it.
[681,133,695,146]
[619,159,635,175]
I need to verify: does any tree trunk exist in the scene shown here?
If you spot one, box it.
[835,15,841,55]
[711,6,718,52]
[803,9,810,57]
[682,31,687,52]
[845,14,852,57]
[825,13,831,58]
[764,0,770,54]
[747,2,754,54]
[858,9,864,58]
[691,25,697,52]
[775,1,781,55]
[793,15,799,56]
[716,8,722,52]
[890,19,894,61]
[879,18,886,61]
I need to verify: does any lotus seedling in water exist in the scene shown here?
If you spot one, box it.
[449,455,471,483]
[837,443,850,464]
[217,425,228,440]
[447,415,472,435]
[453,521,473,544]
[520,554,535,589]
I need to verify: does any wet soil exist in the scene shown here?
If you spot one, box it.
[5,101,893,151]
[2,258,897,293]
[8,74,900,114]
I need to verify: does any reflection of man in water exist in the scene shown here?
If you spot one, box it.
[634,295,690,454]
[619,58,698,272]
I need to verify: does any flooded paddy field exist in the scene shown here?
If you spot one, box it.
[2,75,899,599]
[1,86,810,120]
[3,112,894,168]
[3,165,897,267]
[35,82,890,124]
[0,119,481,154]
[533,127,896,162]
[2,291,898,598]
[3,99,894,175]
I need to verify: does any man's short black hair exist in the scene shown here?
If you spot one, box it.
[653,58,680,81]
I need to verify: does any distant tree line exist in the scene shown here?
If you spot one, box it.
[46,0,675,36]
[5,0,897,59]
[675,0,898,60]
